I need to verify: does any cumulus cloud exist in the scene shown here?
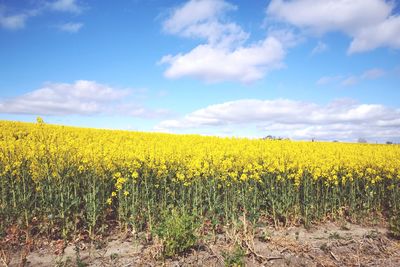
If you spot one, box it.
[159,0,286,83]
[58,22,83,33]
[348,15,400,53]
[266,0,391,35]
[163,0,235,32]
[155,98,400,141]
[266,0,400,53]
[163,0,246,46]
[0,80,167,118]
[160,37,285,83]
[0,80,129,115]
[267,28,304,48]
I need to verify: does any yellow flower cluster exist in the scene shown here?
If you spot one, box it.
[0,121,399,189]
[0,120,399,233]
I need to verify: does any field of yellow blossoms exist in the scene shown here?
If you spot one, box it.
[1,120,399,238]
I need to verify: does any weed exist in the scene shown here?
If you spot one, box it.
[74,244,87,267]
[154,208,200,258]
[365,229,380,239]
[55,256,72,267]
[320,242,329,253]
[222,245,245,267]
[93,239,107,250]
[110,253,118,261]
[340,222,351,231]
[328,232,342,240]
[389,212,400,239]
[258,228,271,242]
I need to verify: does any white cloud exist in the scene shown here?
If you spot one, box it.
[156,98,400,141]
[0,80,167,118]
[160,0,286,83]
[48,0,82,14]
[267,28,304,48]
[58,22,83,33]
[316,75,343,86]
[163,0,235,33]
[267,0,391,35]
[117,104,170,119]
[163,0,246,46]
[349,15,400,53]
[311,41,328,55]
[0,1,83,31]
[266,0,400,53]
[159,37,285,83]
[317,68,385,86]
[0,80,129,115]
[341,76,358,86]
[0,13,28,30]
[361,68,386,80]
[0,6,40,30]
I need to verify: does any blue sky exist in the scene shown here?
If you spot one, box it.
[0,0,399,142]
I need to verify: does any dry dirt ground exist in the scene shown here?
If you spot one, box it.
[2,222,400,267]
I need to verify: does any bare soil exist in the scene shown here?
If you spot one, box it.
[2,222,400,267]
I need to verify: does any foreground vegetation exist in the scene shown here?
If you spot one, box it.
[1,120,399,250]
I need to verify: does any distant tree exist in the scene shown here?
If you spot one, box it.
[332,140,339,142]
[386,141,393,145]
[262,135,290,141]
[357,138,367,143]
[36,116,45,124]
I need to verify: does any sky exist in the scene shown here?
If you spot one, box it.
[0,0,399,142]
